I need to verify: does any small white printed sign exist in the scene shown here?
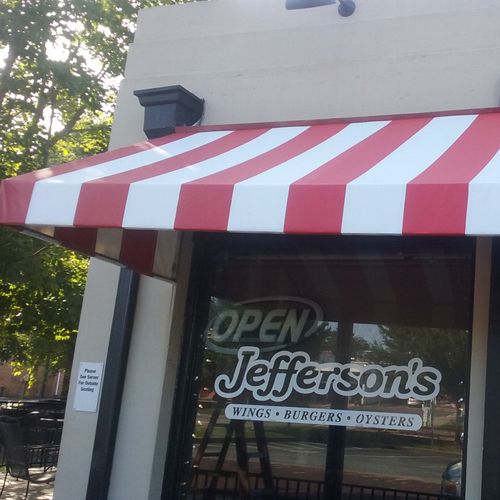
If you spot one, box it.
[225,404,422,431]
[73,362,104,412]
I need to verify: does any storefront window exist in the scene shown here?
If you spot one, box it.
[175,236,473,500]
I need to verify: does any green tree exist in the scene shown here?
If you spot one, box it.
[0,0,183,390]
[0,232,89,390]
[372,325,468,403]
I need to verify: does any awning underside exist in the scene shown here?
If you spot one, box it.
[2,110,500,277]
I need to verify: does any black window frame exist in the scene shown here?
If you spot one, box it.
[161,233,476,500]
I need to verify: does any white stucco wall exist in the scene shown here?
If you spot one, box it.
[112,0,500,146]
[54,259,121,499]
[55,0,500,498]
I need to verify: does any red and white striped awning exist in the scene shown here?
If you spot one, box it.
[2,110,500,277]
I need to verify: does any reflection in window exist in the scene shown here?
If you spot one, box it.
[182,237,472,500]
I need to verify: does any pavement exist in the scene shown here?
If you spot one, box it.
[0,472,54,499]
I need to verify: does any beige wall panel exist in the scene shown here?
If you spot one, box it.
[107,276,175,500]
[53,259,121,500]
[134,0,499,41]
[111,0,500,146]
[116,47,500,127]
[127,15,500,77]
[466,238,492,499]
[65,0,500,498]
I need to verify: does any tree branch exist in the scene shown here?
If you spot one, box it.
[0,43,18,110]
[47,104,87,148]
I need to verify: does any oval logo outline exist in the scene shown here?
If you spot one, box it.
[205,296,324,354]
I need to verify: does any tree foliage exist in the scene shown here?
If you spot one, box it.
[372,325,468,402]
[0,0,181,386]
[0,233,88,384]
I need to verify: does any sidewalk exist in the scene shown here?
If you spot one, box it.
[0,475,53,499]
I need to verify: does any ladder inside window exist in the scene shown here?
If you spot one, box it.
[192,404,276,499]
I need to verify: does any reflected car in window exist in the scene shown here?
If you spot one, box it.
[440,460,461,498]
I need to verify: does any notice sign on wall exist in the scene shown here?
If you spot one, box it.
[73,362,104,412]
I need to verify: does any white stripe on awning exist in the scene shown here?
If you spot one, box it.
[228,121,389,232]
[123,126,308,229]
[341,114,477,234]
[26,131,231,226]
[2,110,500,278]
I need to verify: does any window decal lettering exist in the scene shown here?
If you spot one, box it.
[215,346,441,403]
[225,404,423,431]
[206,297,324,354]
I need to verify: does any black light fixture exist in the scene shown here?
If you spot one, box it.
[286,0,356,17]
[134,85,204,139]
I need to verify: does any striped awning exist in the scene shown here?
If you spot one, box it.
[1,110,500,277]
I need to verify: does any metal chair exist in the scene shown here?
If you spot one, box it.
[0,416,57,499]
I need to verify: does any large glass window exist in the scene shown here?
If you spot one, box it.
[173,235,473,500]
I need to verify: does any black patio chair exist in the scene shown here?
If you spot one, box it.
[0,416,57,499]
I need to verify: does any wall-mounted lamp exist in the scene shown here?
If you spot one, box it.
[134,85,204,139]
[286,0,356,17]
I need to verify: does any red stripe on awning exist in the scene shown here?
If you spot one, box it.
[284,118,432,233]
[174,124,347,231]
[119,230,158,276]
[74,129,268,228]
[54,227,98,255]
[0,134,187,225]
[1,110,500,278]
[403,113,500,234]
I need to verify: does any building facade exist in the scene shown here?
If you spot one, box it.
[2,0,500,499]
